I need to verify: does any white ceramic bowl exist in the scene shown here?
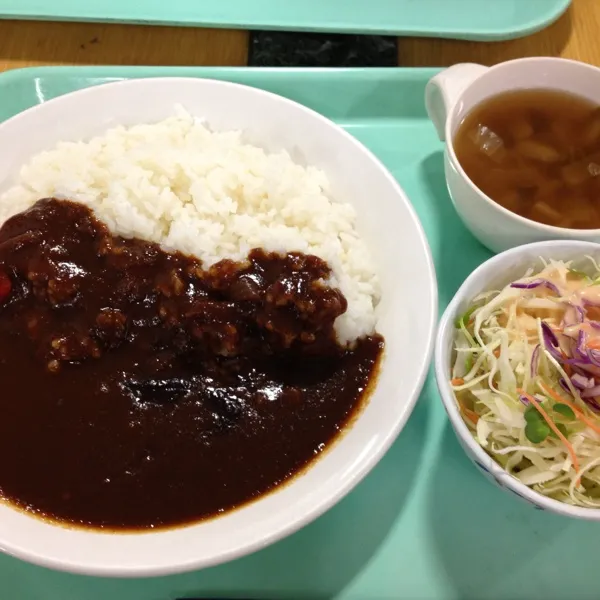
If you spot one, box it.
[435,240,600,520]
[0,78,437,576]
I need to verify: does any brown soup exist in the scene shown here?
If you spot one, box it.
[454,89,600,229]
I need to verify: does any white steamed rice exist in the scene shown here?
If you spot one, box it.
[0,111,379,345]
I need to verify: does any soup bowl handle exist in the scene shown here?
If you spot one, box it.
[425,63,489,141]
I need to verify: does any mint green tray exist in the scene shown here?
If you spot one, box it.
[0,0,571,40]
[0,66,596,600]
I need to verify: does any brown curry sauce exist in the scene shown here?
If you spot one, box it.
[0,199,383,530]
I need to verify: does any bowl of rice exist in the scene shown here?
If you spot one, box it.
[435,239,600,520]
[0,77,437,576]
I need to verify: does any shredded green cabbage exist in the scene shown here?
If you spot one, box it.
[451,258,600,507]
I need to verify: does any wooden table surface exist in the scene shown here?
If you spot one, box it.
[0,0,595,72]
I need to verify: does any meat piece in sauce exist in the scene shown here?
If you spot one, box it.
[95,308,128,349]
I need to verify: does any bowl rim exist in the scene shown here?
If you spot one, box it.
[0,76,439,576]
[445,56,600,237]
[434,239,600,520]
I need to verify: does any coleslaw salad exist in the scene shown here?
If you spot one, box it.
[451,257,600,508]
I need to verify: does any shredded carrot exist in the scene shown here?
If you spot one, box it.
[463,409,479,425]
[493,348,500,358]
[559,352,573,377]
[587,339,600,351]
[540,382,600,436]
[451,378,464,386]
[517,388,581,478]
[458,400,479,424]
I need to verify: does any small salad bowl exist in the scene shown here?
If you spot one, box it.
[435,239,600,520]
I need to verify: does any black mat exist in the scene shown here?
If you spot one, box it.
[249,32,398,67]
